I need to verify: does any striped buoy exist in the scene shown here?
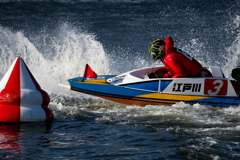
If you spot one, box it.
[0,57,54,122]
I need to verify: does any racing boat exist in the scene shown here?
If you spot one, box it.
[60,64,240,107]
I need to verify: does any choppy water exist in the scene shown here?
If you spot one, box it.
[0,0,240,159]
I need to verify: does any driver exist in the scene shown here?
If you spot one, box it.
[148,37,203,78]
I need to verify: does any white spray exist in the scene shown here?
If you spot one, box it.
[223,15,240,78]
[0,24,110,94]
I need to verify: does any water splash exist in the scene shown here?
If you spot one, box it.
[0,26,44,75]
[0,24,110,94]
[223,15,240,78]
[181,38,210,66]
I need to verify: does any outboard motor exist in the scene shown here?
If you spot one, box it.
[231,68,240,95]
[231,68,240,81]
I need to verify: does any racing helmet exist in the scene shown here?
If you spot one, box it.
[148,39,165,61]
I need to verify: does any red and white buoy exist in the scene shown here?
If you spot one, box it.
[0,57,54,122]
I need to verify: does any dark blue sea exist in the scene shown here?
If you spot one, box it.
[1,0,240,159]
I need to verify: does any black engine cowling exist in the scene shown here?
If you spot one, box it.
[231,68,240,81]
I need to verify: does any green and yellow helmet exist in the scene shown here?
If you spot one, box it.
[148,39,165,61]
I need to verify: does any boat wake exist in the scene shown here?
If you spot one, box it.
[50,95,240,134]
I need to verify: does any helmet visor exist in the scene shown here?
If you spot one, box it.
[149,48,164,61]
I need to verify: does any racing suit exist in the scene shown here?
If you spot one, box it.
[163,37,202,78]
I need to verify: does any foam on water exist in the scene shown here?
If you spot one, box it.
[91,102,240,125]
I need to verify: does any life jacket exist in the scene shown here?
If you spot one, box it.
[163,37,202,78]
